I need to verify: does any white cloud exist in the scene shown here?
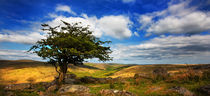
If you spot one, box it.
[134,32,139,37]
[111,35,210,64]
[0,32,45,44]
[47,15,103,37]
[56,4,76,15]
[0,49,42,60]
[98,15,132,39]
[0,14,132,44]
[122,0,135,3]
[138,1,210,35]
[47,14,132,39]
[138,15,153,30]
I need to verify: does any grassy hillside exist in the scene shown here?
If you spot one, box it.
[0,60,57,84]
[0,60,210,96]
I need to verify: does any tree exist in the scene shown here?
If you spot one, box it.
[28,21,112,85]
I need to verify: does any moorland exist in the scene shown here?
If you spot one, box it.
[0,60,210,96]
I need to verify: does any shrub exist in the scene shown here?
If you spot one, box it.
[202,70,210,80]
[152,67,169,82]
[27,77,36,84]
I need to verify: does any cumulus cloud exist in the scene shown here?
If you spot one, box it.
[122,0,135,3]
[111,35,210,64]
[47,14,132,39]
[0,32,45,44]
[56,4,76,15]
[138,0,210,35]
[0,14,132,44]
[98,15,132,39]
[0,49,42,60]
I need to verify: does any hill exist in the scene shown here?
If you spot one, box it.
[0,60,210,96]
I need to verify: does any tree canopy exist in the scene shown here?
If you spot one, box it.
[28,21,112,84]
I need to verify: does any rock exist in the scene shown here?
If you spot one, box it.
[99,89,136,96]
[47,84,58,92]
[4,83,31,91]
[37,91,45,96]
[170,86,195,96]
[198,84,210,95]
[58,84,91,96]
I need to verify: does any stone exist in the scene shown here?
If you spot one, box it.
[47,84,58,92]
[99,89,136,96]
[58,84,91,96]
[37,91,45,96]
[4,83,31,91]
[170,86,195,96]
[198,84,210,95]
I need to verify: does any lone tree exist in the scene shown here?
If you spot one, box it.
[29,21,112,85]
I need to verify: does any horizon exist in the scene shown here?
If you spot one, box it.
[1,59,210,65]
[0,0,210,64]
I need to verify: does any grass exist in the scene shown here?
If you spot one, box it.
[68,63,130,78]
[0,66,57,84]
[0,60,210,96]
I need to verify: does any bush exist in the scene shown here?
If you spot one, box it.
[27,77,36,84]
[202,70,210,80]
[152,67,169,82]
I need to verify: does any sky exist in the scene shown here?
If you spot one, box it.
[0,0,210,64]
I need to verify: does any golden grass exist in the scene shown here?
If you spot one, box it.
[68,66,99,74]
[109,73,135,78]
[110,65,148,78]
[0,62,105,84]
[0,66,57,84]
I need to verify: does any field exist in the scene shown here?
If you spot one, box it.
[0,60,210,96]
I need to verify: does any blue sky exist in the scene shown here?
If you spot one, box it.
[0,0,210,64]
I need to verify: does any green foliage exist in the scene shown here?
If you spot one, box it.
[28,21,112,83]
[29,21,112,65]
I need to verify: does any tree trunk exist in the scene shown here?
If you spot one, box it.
[58,63,68,86]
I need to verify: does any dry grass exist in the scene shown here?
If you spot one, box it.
[0,66,57,84]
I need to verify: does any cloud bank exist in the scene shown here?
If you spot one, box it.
[0,49,41,60]
[138,1,210,35]
[111,35,210,64]
[48,14,132,39]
